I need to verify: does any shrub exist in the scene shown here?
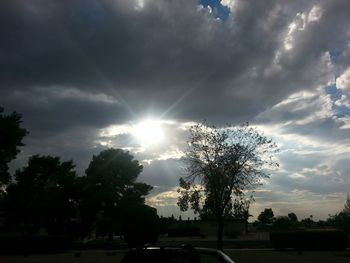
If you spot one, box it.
[122,204,159,247]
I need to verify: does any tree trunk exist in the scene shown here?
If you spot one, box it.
[217,216,224,251]
[108,231,113,241]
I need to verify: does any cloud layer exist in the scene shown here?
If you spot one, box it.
[1,0,350,220]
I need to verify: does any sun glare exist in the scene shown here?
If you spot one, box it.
[132,119,165,146]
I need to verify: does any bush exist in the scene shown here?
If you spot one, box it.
[122,204,159,247]
[270,230,348,251]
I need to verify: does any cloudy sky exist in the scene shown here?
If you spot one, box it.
[1,0,350,221]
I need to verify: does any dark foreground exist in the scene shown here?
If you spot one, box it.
[1,249,350,263]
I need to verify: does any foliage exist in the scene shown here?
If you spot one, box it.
[288,212,298,223]
[233,195,254,221]
[270,212,299,230]
[177,122,278,249]
[79,148,153,239]
[327,194,350,233]
[273,216,294,230]
[257,208,275,224]
[2,155,79,235]
[0,107,28,186]
[300,216,315,228]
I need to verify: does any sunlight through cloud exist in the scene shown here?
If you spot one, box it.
[132,119,165,146]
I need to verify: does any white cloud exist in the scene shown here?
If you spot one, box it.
[146,187,179,207]
[256,89,334,126]
[337,116,350,129]
[308,5,323,23]
[284,12,307,51]
[221,0,236,9]
[47,87,119,104]
[335,94,350,107]
[336,67,350,92]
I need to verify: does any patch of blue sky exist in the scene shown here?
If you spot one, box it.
[325,85,350,117]
[334,105,350,117]
[199,0,230,21]
[325,84,342,101]
[329,49,342,61]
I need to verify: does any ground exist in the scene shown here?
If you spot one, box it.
[1,249,350,263]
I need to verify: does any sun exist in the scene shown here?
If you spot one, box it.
[132,119,165,146]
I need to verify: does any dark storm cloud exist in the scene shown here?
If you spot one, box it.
[2,86,131,136]
[9,125,105,176]
[3,0,349,129]
[139,158,185,189]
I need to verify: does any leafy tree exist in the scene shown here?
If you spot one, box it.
[80,148,153,240]
[177,122,278,249]
[233,195,254,233]
[273,216,292,230]
[258,208,275,224]
[269,212,298,230]
[300,216,315,228]
[327,194,350,233]
[3,155,79,235]
[0,107,28,186]
[288,212,298,223]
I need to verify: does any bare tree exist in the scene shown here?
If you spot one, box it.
[177,122,278,250]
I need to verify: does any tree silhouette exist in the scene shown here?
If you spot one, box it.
[271,213,298,230]
[343,193,350,215]
[177,122,278,249]
[273,216,293,230]
[327,194,350,233]
[121,204,159,246]
[257,208,275,224]
[3,155,79,235]
[0,106,28,186]
[233,195,253,233]
[288,212,298,223]
[80,148,153,240]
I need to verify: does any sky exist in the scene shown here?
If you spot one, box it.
[1,0,350,221]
